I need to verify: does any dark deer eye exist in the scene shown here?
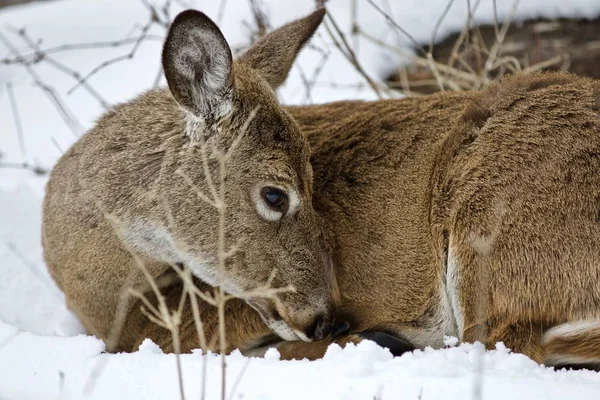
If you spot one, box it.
[260,187,289,214]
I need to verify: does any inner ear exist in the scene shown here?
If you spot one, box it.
[162,10,233,120]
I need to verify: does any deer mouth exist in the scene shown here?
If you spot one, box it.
[246,298,311,342]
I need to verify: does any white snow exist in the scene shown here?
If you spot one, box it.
[2,322,599,400]
[1,0,600,399]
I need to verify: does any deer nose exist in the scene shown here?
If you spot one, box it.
[311,315,333,340]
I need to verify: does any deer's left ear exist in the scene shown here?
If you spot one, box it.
[239,8,326,89]
[162,10,233,120]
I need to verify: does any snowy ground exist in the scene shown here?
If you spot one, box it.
[1,1,600,399]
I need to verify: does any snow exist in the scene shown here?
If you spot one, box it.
[1,323,599,400]
[1,0,600,399]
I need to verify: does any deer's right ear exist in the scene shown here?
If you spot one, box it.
[162,10,233,121]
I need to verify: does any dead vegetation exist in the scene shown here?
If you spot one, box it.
[2,0,597,175]
[387,14,600,94]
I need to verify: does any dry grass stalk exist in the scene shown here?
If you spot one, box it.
[362,0,567,95]
[79,104,291,400]
[323,10,387,99]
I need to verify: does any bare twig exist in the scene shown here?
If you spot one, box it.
[365,0,427,58]
[2,241,61,299]
[428,0,457,55]
[7,27,111,109]
[6,83,26,161]
[295,43,331,103]
[0,31,84,137]
[127,253,187,400]
[359,32,478,84]
[447,0,482,70]
[483,0,521,83]
[228,358,252,400]
[324,13,385,98]
[0,83,48,174]
[248,0,270,39]
[0,35,163,66]
[67,18,154,96]
[187,273,208,400]
[350,0,359,52]
[216,0,228,23]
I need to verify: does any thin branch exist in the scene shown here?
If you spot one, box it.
[0,31,84,137]
[0,161,47,174]
[176,169,219,209]
[216,0,228,23]
[6,83,26,161]
[428,0,457,55]
[323,14,385,98]
[365,0,427,58]
[8,27,110,109]
[483,0,521,82]
[0,35,163,65]
[67,18,154,96]
[359,31,478,83]
[227,358,252,400]
[2,241,61,299]
[225,106,259,160]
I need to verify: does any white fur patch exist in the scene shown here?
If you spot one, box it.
[543,320,600,341]
[183,101,233,142]
[293,329,312,343]
[445,243,464,340]
[269,320,301,341]
[545,353,600,367]
[123,219,180,263]
[123,218,245,295]
[184,111,207,143]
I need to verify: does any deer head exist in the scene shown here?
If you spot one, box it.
[157,8,336,341]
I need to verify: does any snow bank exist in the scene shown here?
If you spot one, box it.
[1,321,599,400]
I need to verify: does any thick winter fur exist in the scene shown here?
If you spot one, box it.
[288,73,600,368]
[43,9,600,369]
[43,9,335,352]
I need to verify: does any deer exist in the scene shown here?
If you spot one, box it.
[43,8,339,353]
[42,8,600,370]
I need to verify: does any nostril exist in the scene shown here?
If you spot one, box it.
[331,321,350,339]
[312,316,333,340]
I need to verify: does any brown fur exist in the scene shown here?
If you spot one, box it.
[43,9,600,368]
[543,321,600,368]
[289,72,600,367]
[43,9,334,352]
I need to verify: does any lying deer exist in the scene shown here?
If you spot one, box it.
[42,8,600,370]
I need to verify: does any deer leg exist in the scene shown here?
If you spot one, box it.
[132,282,271,354]
[269,331,415,361]
[274,334,363,360]
[463,321,543,364]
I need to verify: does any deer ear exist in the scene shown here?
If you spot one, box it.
[239,8,326,89]
[162,10,233,120]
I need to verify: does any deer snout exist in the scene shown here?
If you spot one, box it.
[309,314,333,341]
[283,307,335,342]
[248,293,335,342]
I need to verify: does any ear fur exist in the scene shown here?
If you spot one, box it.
[162,10,233,123]
[239,8,326,89]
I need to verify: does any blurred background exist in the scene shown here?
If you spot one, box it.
[2,0,600,170]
